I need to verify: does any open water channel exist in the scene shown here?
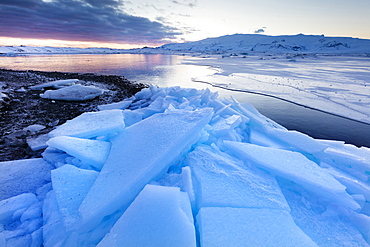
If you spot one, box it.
[1,53,369,147]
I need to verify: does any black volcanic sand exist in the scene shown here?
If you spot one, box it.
[0,69,147,161]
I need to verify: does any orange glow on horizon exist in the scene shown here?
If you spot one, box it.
[0,37,161,49]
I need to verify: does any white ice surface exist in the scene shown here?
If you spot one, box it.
[98,99,132,111]
[186,145,289,210]
[51,165,98,229]
[49,109,125,138]
[78,108,213,232]
[0,158,52,201]
[0,193,38,225]
[27,134,50,151]
[197,207,318,247]
[224,141,360,210]
[0,193,43,247]
[98,184,196,247]
[185,55,370,124]
[23,124,46,133]
[47,136,111,170]
[40,84,104,101]
[2,85,370,246]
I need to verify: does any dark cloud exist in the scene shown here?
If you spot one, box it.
[0,0,182,45]
[171,0,197,8]
[254,27,266,34]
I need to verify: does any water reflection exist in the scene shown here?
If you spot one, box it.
[0,54,216,89]
[0,54,182,79]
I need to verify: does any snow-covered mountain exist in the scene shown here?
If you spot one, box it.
[1,34,370,55]
[158,34,370,54]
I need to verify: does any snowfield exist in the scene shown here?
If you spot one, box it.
[1,86,370,246]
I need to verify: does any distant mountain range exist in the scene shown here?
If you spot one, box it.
[1,34,370,55]
[158,34,370,54]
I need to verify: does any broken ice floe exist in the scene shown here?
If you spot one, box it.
[23,124,46,133]
[40,84,104,101]
[30,79,78,90]
[1,85,370,246]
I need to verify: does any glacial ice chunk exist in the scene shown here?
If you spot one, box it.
[0,158,52,201]
[23,124,46,133]
[51,165,98,229]
[98,185,196,247]
[224,141,360,210]
[49,109,125,138]
[98,99,132,111]
[266,128,327,154]
[47,136,111,170]
[42,191,67,247]
[78,108,213,231]
[211,115,243,140]
[197,207,318,247]
[185,145,289,210]
[40,84,104,101]
[324,145,370,172]
[122,110,142,126]
[0,193,38,225]
[30,79,78,90]
[27,134,50,151]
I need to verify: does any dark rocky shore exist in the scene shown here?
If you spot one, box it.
[0,69,147,161]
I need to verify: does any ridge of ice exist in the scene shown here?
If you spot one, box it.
[224,141,360,211]
[1,85,370,246]
[78,107,213,232]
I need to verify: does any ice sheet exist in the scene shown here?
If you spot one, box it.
[51,165,98,229]
[49,109,125,138]
[78,108,213,232]
[185,56,370,124]
[0,193,38,224]
[197,207,318,247]
[98,185,196,247]
[47,136,111,170]
[2,84,370,245]
[186,145,289,210]
[0,158,52,201]
[224,141,360,210]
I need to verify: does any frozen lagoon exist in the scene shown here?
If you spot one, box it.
[1,85,370,246]
[183,54,370,124]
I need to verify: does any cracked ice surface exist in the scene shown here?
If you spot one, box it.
[1,86,370,246]
[184,55,370,124]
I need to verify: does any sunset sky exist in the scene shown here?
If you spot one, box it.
[0,0,369,49]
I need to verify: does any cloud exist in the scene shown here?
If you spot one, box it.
[171,0,197,8]
[0,0,182,45]
[254,27,267,34]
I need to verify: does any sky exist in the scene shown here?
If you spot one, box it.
[0,0,369,49]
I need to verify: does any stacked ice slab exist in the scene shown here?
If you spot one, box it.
[1,86,370,246]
